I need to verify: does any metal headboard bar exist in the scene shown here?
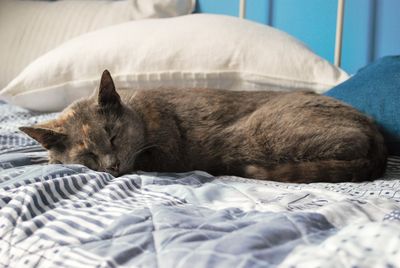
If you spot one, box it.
[334,0,345,67]
[239,0,246,19]
[238,0,345,67]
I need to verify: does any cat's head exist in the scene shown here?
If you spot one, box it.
[20,70,146,176]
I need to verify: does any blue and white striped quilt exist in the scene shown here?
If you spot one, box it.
[1,101,400,268]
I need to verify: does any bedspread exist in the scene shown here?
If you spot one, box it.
[1,101,400,268]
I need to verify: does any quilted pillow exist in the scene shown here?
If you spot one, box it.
[325,56,400,155]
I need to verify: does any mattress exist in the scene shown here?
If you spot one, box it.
[1,100,400,267]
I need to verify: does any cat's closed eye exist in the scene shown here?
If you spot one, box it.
[80,152,99,170]
[110,134,117,147]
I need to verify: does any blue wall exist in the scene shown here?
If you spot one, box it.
[196,0,400,74]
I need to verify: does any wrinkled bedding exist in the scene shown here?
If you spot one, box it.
[1,101,400,268]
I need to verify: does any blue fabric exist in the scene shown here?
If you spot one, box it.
[324,56,400,155]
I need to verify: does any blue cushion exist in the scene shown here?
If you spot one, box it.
[324,56,400,155]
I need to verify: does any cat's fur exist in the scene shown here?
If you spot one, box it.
[20,70,387,182]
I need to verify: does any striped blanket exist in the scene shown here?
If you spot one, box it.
[1,101,400,267]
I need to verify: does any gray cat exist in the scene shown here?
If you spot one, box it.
[20,70,387,183]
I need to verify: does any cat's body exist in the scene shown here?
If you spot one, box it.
[20,70,387,183]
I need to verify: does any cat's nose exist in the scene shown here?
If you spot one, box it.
[105,162,120,176]
[103,155,120,175]
[106,164,119,175]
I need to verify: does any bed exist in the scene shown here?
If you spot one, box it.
[1,100,400,267]
[1,1,400,267]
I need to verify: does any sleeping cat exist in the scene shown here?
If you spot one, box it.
[20,70,387,183]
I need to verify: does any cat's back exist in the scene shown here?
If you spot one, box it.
[121,88,288,120]
[121,89,360,119]
[121,88,282,105]
[120,88,365,122]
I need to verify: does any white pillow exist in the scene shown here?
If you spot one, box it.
[0,0,195,89]
[0,14,349,112]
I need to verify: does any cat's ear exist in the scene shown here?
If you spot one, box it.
[19,126,67,150]
[98,70,122,112]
